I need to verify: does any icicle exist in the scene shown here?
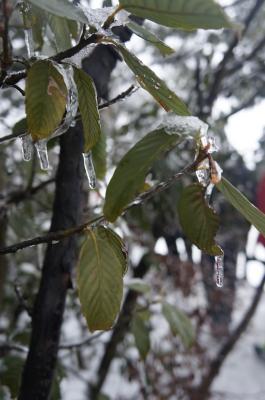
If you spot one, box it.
[215,255,224,288]
[35,140,49,170]
[83,152,96,189]
[18,1,35,58]
[20,135,33,161]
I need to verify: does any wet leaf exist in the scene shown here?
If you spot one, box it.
[178,183,223,256]
[104,128,183,222]
[28,0,88,24]
[132,313,150,360]
[77,227,127,331]
[26,60,67,141]
[119,0,236,31]
[217,177,265,237]
[127,21,175,56]
[113,42,190,115]
[47,14,72,51]
[91,131,107,180]
[73,67,101,152]
[162,302,195,348]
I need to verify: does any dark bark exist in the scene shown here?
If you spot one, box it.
[18,125,84,400]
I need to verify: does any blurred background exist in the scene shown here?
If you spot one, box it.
[0,0,265,399]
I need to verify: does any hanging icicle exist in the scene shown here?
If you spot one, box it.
[215,255,224,288]
[20,135,33,161]
[83,151,96,189]
[18,1,35,58]
[35,140,49,170]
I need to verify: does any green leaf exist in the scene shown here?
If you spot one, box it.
[126,278,151,294]
[28,0,88,24]
[91,132,107,180]
[112,42,190,115]
[178,183,223,256]
[77,226,127,332]
[0,356,24,398]
[162,302,195,348]
[132,314,150,360]
[127,21,175,56]
[73,67,101,152]
[217,177,265,237]
[119,0,235,31]
[103,128,183,222]
[13,117,27,136]
[26,60,67,141]
[48,14,72,51]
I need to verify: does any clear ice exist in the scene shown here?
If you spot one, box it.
[18,1,35,58]
[215,255,224,288]
[35,140,49,170]
[83,152,96,189]
[20,135,33,161]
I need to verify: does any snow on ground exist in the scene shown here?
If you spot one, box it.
[211,283,265,400]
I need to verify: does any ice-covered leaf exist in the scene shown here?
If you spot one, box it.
[132,314,150,360]
[217,177,265,237]
[26,60,67,141]
[127,21,174,56]
[77,226,127,331]
[28,0,88,24]
[178,183,223,256]
[92,132,107,180]
[119,0,235,30]
[73,67,101,152]
[104,128,184,222]
[162,302,195,348]
[112,42,190,115]
[48,14,72,51]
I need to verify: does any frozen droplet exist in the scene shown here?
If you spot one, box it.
[208,136,219,153]
[205,182,214,203]
[35,140,50,170]
[215,255,224,288]
[20,135,33,161]
[196,158,210,187]
[83,152,96,189]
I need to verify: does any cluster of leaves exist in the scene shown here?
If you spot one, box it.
[3,0,265,336]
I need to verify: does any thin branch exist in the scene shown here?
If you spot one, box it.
[206,0,265,112]
[0,153,206,255]
[59,332,105,350]
[0,342,28,355]
[0,85,138,145]
[221,89,262,120]
[0,0,11,76]
[6,178,55,205]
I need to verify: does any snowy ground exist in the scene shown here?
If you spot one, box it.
[211,283,265,400]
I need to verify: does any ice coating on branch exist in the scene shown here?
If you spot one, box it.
[158,114,209,138]
[35,140,49,170]
[20,135,33,161]
[82,6,116,31]
[215,255,224,288]
[83,152,96,189]
[110,10,130,28]
[196,158,210,188]
[53,64,78,136]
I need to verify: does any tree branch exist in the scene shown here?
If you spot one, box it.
[206,0,265,112]
[0,153,205,256]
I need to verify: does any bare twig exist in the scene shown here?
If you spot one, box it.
[206,0,265,112]
[0,153,206,255]
[0,85,137,145]
[59,332,105,350]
